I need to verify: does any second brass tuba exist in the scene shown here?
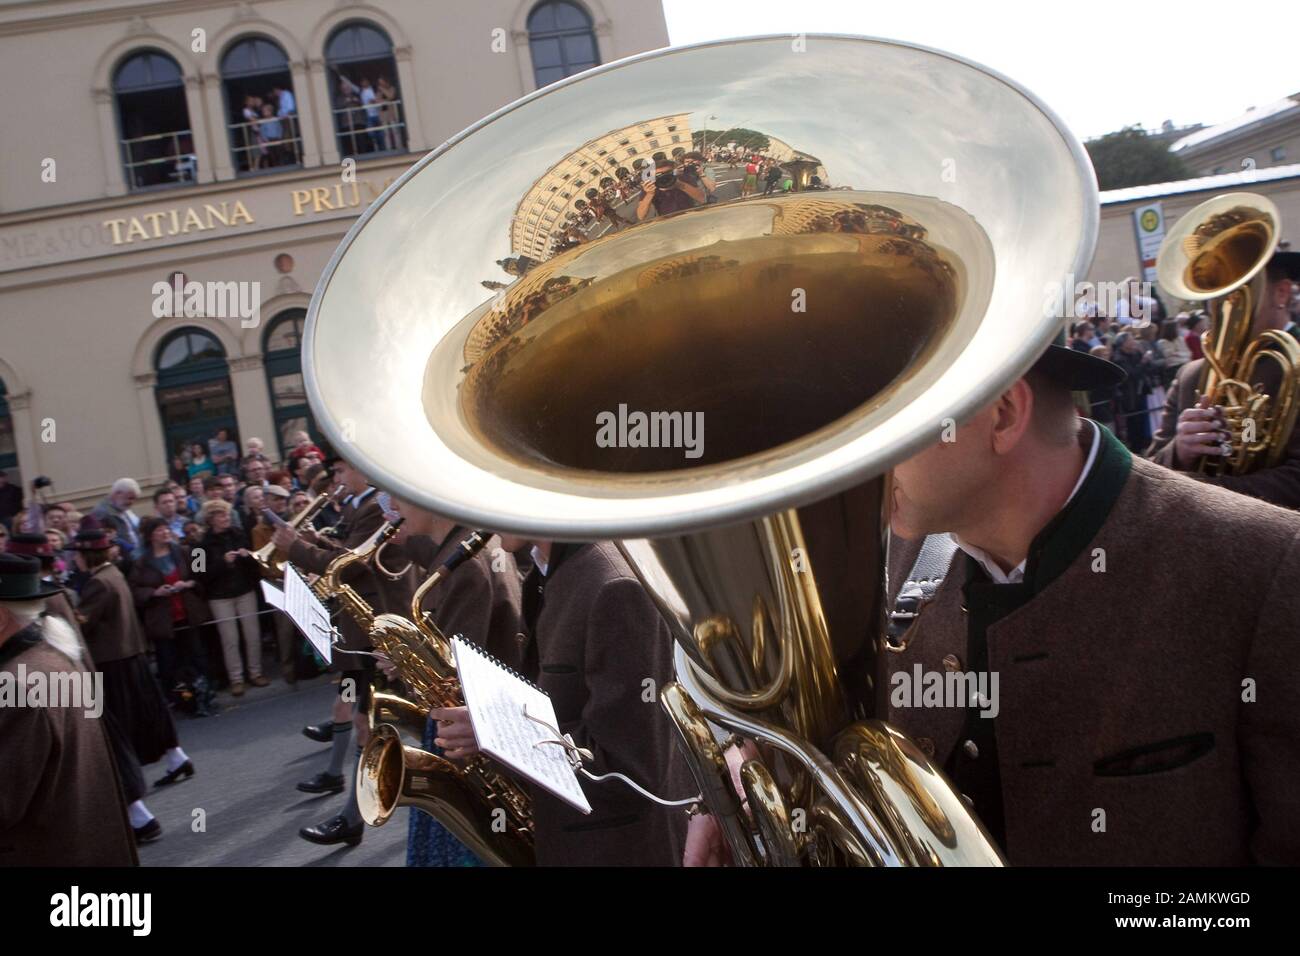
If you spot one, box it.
[1155,192,1300,474]
[303,35,1100,865]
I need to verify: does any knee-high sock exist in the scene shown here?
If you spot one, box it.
[326,721,353,777]
[127,800,154,828]
[342,744,364,826]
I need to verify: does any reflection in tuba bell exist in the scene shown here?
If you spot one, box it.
[1155,192,1300,475]
[303,35,1100,865]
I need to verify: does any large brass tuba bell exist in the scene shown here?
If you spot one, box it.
[303,35,1099,865]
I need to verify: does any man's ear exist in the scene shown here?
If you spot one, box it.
[991,378,1034,454]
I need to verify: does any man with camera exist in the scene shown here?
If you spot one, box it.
[636,157,706,221]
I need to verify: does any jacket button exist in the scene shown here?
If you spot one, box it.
[942,653,962,672]
[515,631,527,644]
[962,739,979,759]
[916,736,936,758]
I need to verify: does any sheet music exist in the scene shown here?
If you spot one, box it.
[283,565,333,663]
[452,636,591,813]
[259,579,284,610]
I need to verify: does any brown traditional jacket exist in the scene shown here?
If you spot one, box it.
[1148,355,1300,509]
[0,633,138,866]
[521,542,690,866]
[287,489,416,652]
[884,424,1300,865]
[78,562,146,664]
[407,529,524,671]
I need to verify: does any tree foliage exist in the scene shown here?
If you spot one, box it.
[1086,126,1190,190]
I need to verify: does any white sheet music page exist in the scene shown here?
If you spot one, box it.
[283,565,333,663]
[451,635,591,813]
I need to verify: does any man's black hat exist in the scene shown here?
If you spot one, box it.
[0,553,62,601]
[1031,334,1126,390]
[1268,250,1300,281]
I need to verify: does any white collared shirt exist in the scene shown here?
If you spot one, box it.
[951,420,1101,585]
[346,485,376,509]
[530,545,550,577]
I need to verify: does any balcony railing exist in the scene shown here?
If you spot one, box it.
[229,113,304,174]
[331,97,407,157]
[120,130,197,190]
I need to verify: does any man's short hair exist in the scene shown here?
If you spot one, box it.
[111,477,141,496]
[153,488,174,503]
[1025,367,1082,447]
[203,476,223,492]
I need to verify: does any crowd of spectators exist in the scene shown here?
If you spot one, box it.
[1,431,342,707]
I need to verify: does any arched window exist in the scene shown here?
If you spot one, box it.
[113,50,196,190]
[528,2,599,89]
[0,378,17,485]
[262,309,319,457]
[220,36,302,174]
[154,329,240,476]
[325,22,406,157]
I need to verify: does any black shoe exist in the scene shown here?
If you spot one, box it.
[296,771,345,794]
[302,722,335,743]
[299,814,363,847]
[134,819,163,845]
[154,760,195,788]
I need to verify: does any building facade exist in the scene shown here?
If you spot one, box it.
[1170,94,1300,177]
[0,0,668,506]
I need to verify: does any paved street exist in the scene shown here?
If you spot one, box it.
[137,675,409,867]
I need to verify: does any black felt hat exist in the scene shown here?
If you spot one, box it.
[0,553,62,601]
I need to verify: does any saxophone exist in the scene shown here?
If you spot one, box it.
[356,530,535,867]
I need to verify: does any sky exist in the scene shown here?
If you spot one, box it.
[660,0,1298,141]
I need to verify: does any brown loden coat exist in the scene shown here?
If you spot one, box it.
[77,563,146,665]
[406,530,524,670]
[1148,356,1300,509]
[0,634,138,866]
[883,450,1300,866]
[287,490,416,652]
[521,542,690,866]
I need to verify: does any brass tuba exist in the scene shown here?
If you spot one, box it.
[356,530,535,867]
[303,36,1099,865]
[1155,192,1300,474]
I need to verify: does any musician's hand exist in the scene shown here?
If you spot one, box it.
[223,550,239,564]
[429,705,479,759]
[374,652,397,681]
[1173,395,1230,467]
[683,811,730,867]
[271,525,298,551]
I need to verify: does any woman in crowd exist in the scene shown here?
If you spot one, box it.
[129,516,210,692]
[1111,331,1155,451]
[1155,319,1191,386]
[377,75,400,150]
[194,499,266,696]
[186,442,214,482]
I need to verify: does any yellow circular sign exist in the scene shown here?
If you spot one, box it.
[1140,209,1159,232]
